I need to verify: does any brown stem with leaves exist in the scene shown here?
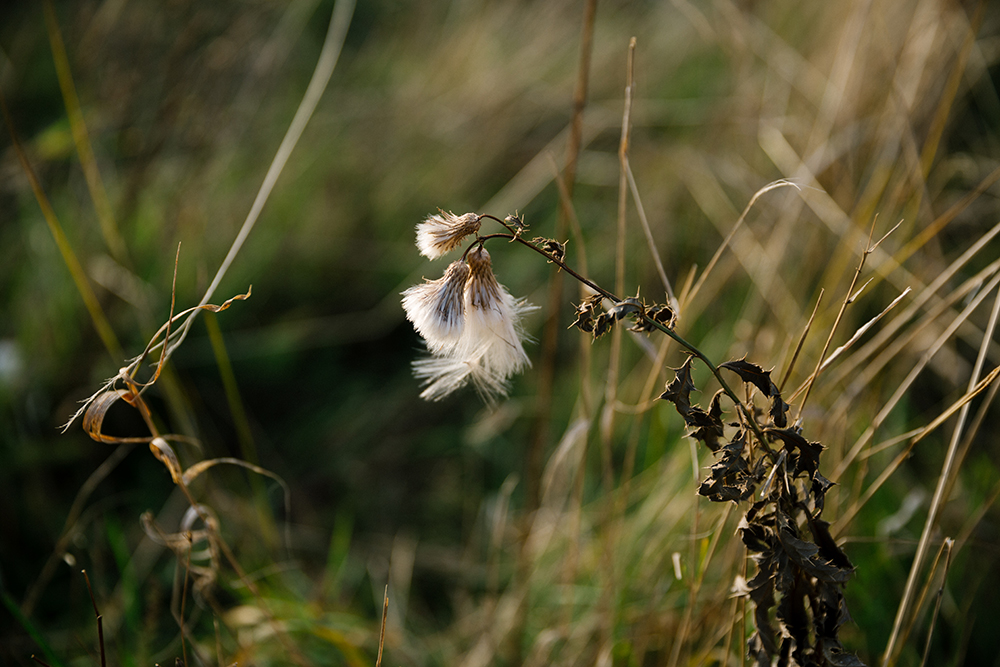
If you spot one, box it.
[478,219,775,460]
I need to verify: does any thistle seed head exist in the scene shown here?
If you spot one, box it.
[465,246,504,319]
[462,245,532,381]
[404,244,533,402]
[401,260,471,352]
[415,210,482,259]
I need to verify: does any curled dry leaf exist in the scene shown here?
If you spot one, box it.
[82,389,152,444]
[149,436,183,484]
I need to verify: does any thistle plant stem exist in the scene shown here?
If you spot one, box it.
[477,221,775,461]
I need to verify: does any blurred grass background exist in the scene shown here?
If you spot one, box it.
[2,0,1000,665]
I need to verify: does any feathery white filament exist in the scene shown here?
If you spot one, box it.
[403,244,533,402]
[415,211,482,259]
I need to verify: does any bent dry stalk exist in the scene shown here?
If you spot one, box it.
[401,210,866,667]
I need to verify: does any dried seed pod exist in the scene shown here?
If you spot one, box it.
[415,210,482,259]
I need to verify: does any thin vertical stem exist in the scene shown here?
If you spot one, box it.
[883,281,1000,666]
[527,0,599,512]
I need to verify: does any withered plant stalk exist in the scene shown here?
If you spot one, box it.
[423,210,867,667]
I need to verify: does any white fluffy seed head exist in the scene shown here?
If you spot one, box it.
[415,211,482,259]
[412,354,507,402]
[405,242,534,403]
[462,246,532,379]
[401,260,470,352]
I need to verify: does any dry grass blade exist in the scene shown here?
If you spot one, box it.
[527,0,598,511]
[819,287,911,372]
[61,287,251,432]
[883,280,1000,666]
[376,586,389,667]
[81,570,106,667]
[828,260,1000,424]
[180,537,191,667]
[832,263,1000,481]
[165,0,355,359]
[56,0,349,433]
[626,162,676,308]
[918,539,954,667]
[0,90,122,361]
[792,218,900,417]
[81,390,153,444]
[684,179,800,310]
[917,1,985,178]
[900,538,951,654]
[42,0,127,262]
[546,154,596,418]
[894,165,1000,267]
[602,36,638,498]
[834,364,1000,534]
[779,289,823,392]
[826,219,1000,391]
[181,457,294,553]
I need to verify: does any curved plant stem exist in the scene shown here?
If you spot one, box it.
[166,0,355,359]
[478,220,774,458]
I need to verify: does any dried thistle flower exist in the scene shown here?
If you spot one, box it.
[405,245,533,402]
[415,210,482,259]
[461,246,532,380]
[532,236,567,263]
[401,260,470,352]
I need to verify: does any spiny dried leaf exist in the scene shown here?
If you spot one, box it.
[569,306,595,333]
[648,303,676,327]
[766,428,824,478]
[806,516,854,571]
[748,634,770,667]
[661,350,860,666]
[661,358,729,452]
[721,357,790,427]
[698,479,743,502]
[630,302,677,332]
[701,437,759,501]
[738,518,773,553]
[745,497,769,524]
[750,574,778,657]
[570,294,614,339]
[504,214,527,236]
[592,311,614,338]
[708,439,748,477]
[685,408,722,451]
[775,576,809,661]
[532,237,567,263]
[660,356,697,412]
[708,388,725,421]
[691,390,726,450]
[776,515,851,584]
[813,471,835,495]
[811,471,836,511]
[720,358,774,394]
[770,393,790,428]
